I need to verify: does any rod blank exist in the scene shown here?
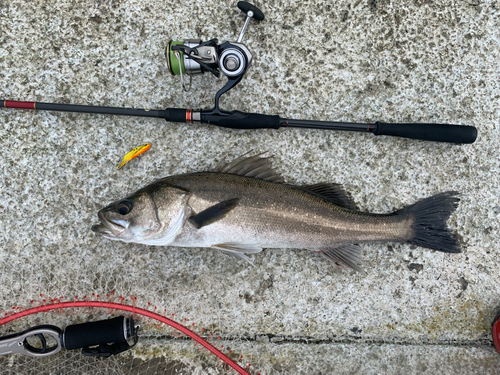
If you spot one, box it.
[1,100,164,118]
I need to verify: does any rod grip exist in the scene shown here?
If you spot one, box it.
[62,316,131,350]
[202,110,280,129]
[374,121,477,144]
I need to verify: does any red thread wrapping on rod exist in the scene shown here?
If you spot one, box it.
[4,100,36,109]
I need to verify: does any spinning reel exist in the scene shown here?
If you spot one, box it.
[165,1,263,115]
[0,2,477,143]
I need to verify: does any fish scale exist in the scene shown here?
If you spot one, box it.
[166,172,412,247]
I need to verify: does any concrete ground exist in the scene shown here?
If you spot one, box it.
[0,0,499,373]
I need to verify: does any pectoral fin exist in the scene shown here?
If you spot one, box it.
[317,245,364,273]
[188,198,240,229]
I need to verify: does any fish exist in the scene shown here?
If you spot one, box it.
[91,153,461,271]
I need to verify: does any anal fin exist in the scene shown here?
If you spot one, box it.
[189,198,240,229]
[218,250,254,266]
[317,245,364,273]
[212,242,263,266]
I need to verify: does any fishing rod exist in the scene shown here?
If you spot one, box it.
[0,2,477,144]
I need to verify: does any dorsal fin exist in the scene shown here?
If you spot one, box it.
[301,183,357,210]
[211,152,284,183]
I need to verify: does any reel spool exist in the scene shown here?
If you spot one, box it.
[165,1,264,110]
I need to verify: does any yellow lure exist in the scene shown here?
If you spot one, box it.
[117,143,151,169]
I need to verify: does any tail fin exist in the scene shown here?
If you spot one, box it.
[399,191,461,253]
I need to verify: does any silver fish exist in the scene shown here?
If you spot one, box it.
[91,153,460,271]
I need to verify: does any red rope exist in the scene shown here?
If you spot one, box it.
[494,318,500,355]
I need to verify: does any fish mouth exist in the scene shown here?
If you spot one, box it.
[91,211,125,237]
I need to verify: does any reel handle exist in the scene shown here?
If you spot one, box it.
[237,1,265,20]
[236,2,264,43]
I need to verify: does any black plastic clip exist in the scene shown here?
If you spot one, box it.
[80,324,139,358]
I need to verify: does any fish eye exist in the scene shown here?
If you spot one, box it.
[117,200,132,215]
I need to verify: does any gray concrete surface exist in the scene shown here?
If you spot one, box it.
[0,0,499,373]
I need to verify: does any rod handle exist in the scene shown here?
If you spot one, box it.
[202,110,280,129]
[374,121,477,144]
